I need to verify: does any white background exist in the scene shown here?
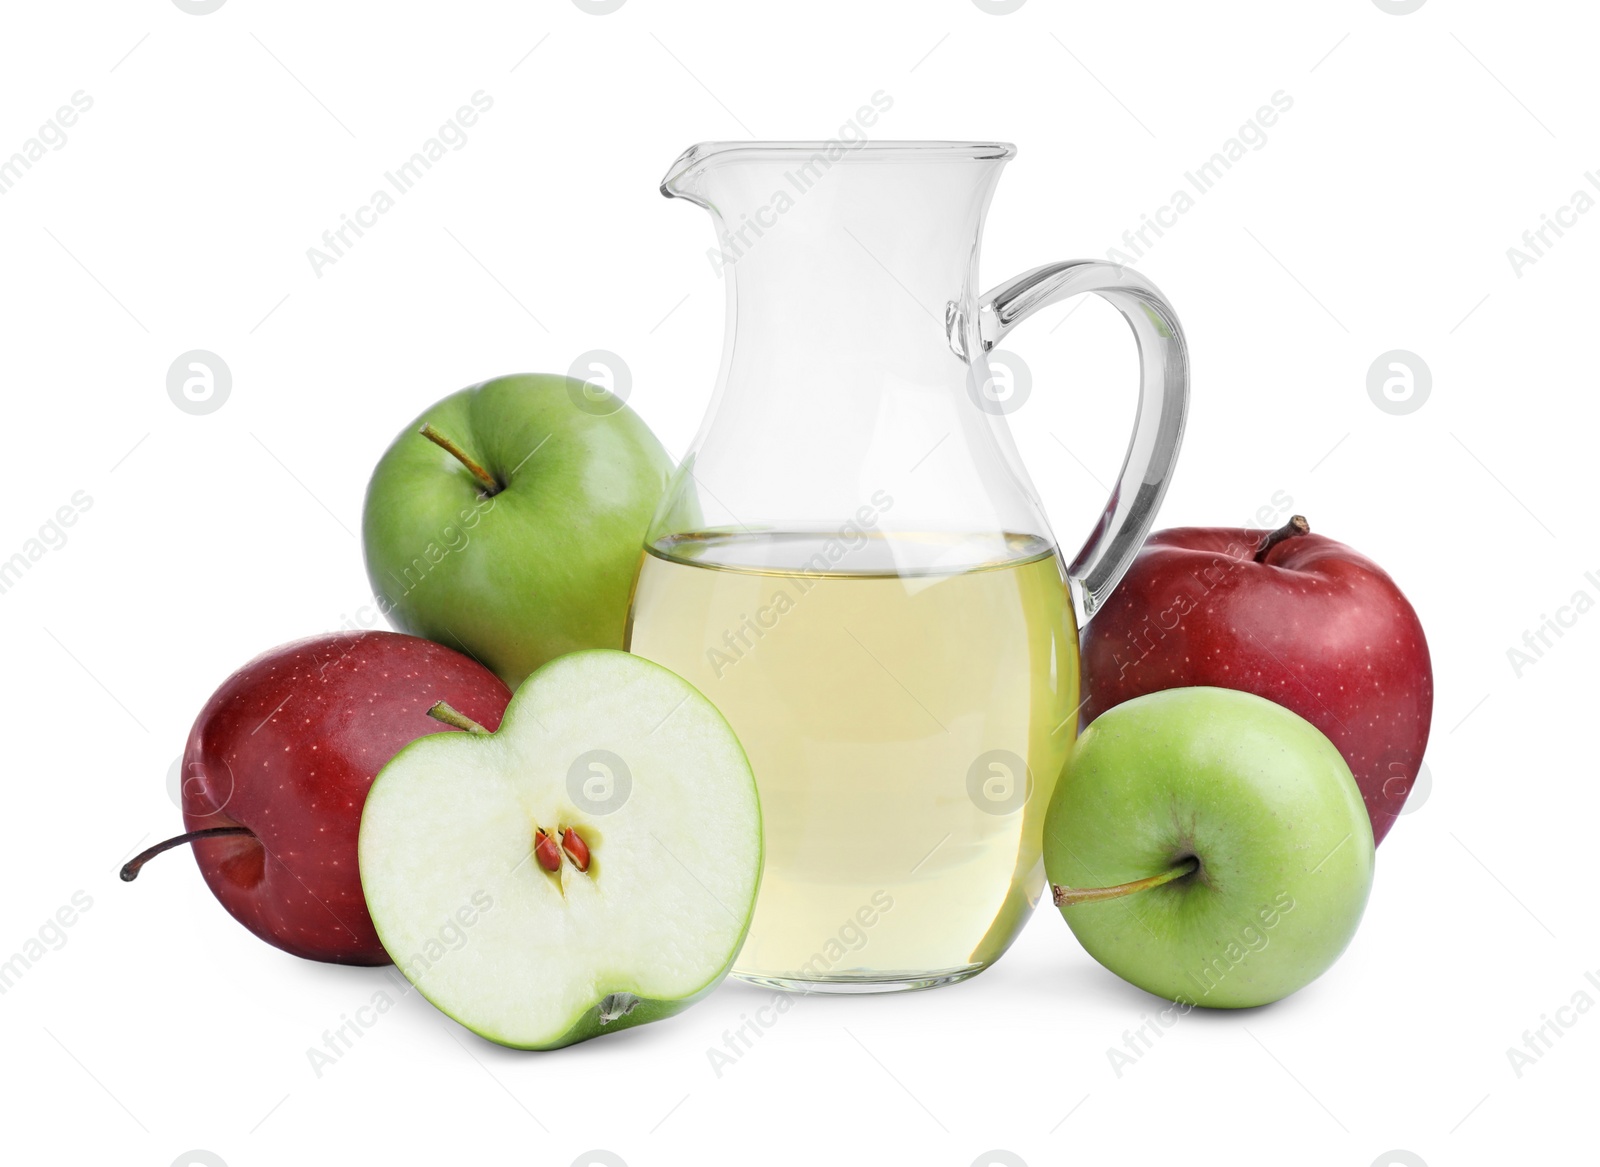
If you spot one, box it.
[1,1,1593,1164]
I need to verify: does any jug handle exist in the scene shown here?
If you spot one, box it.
[977,261,1189,625]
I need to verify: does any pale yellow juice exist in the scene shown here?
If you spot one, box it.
[625,531,1078,990]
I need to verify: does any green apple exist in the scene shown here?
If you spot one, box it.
[362,374,673,689]
[358,649,762,1049]
[1044,687,1373,1008]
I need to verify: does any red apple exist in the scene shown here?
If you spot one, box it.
[123,631,511,964]
[1080,516,1432,845]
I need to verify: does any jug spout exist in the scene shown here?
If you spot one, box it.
[659,142,721,207]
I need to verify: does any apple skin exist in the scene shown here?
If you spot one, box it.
[362,374,673,689]
[1046,687,1374,1008]
[1080,522,1432,845]
[181,631,512,965]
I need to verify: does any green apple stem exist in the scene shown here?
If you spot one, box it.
[418,423,501,496]
[1253,514,1310,562]
[427,701,491,735]
[1051,856,1199,908]
[120,826,255,882]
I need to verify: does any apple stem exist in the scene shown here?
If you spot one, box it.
[1051,857,1199,908]
[120,826,255,882]
[428,701,491,735]
[1253,514,1310,563]
[418,423,501,496]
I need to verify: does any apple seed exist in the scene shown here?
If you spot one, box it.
[561,827,591,872]
[533,829,564,873]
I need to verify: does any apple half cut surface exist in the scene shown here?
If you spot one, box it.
[359,650,762,1049]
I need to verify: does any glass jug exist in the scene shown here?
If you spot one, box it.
[626,141,1188,993]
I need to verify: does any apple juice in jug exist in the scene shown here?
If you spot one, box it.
[626,528,1078,990]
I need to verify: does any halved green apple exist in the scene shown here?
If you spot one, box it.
[358,650,762,1049]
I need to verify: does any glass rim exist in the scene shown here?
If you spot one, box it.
[662,140,1016,192]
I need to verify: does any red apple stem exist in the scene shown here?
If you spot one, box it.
[1052,857,1199,908]
[1253,514,1310,563]
[428,701,491,735]
[418,423,501,496]
[120,826,255,882]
